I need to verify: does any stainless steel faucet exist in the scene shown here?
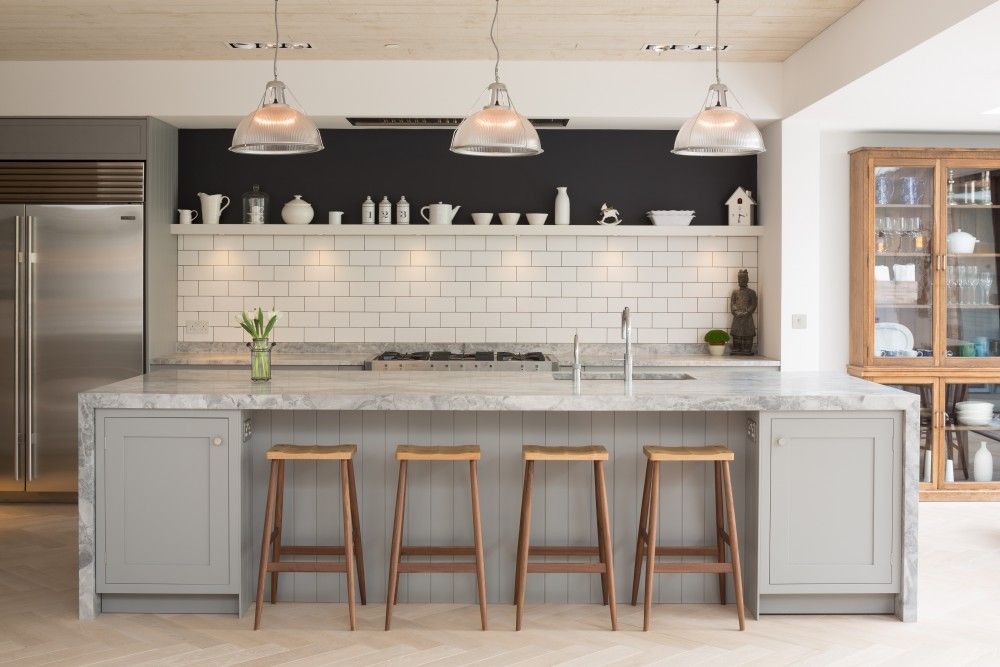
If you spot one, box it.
[621,307,633,387]
[572,332,582,390]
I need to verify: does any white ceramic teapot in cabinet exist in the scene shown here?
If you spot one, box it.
[420,202,461,225]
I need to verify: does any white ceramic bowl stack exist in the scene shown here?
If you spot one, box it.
[955,401,995,426]
[646,210,695,226]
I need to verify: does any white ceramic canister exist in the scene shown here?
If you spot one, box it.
[281,195,314,224]
[329,211,344,225]
[362,196,375,224]
[973,441,994,482]
[554,186,570,225]
[378,196,392,224]
[396,196,410,224]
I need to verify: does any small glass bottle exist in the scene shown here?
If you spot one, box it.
[243,184,268,224]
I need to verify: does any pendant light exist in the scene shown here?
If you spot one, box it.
[672,0,764,157]
[230,0,323,155]
[450,0,542,157]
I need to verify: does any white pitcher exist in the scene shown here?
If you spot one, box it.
[420,202,461,225]
[198,192,231,225]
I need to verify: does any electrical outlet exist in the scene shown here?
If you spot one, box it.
[185,319,210,335]
[791,314,807,330]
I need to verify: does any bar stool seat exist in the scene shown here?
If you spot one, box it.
[631,444,745,632]
[254,444,366,631]
[514,444,617,631]
[385,444,487,631]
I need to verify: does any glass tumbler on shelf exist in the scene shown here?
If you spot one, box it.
[243,184,269,225]
[981,270,994,305]
[249,338,274,382]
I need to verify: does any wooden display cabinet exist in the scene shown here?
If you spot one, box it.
[849,148,1000,500]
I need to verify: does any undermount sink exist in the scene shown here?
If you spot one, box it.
[553,370,695,381]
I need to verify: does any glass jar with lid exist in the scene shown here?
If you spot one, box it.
[242,184,269,224]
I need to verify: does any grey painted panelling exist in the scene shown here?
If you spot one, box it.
[0,118,147,160]
[248,410,752,604]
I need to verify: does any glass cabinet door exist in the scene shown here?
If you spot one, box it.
[943,163,1000,363]
[942,380,1000,488]
[873,164,936,363]
[869,379,936,488]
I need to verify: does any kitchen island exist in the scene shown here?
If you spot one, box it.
[78,368,918,623]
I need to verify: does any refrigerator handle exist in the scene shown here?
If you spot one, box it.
[25,215,33,482]
[13,215,20,482]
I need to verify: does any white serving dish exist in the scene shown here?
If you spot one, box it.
[956,401,993,409]
[873,322,914,355]
[647,210,695,226]
[958,413,994,426]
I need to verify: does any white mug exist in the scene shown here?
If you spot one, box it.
[177,209,198,225]
[198,192,231,225]
[329,211,344,225]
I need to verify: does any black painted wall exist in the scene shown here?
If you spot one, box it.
[177,129,756,226]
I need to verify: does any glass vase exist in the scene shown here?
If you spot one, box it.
[248,338,273,382]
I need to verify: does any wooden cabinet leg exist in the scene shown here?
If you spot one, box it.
[643,462,660,632]
[385,461,407,631]
[470,461,488,631]
[514,460,534,631]
[722,461,746,631]
[254,460,279,630]
[631,459,653,606]
[595,461,618,630]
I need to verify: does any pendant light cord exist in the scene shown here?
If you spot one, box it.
[273,0,280,81]
[491,0,501,84]
[714,0,721,85]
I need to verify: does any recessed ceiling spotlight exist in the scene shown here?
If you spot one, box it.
[227,41,313,49]
[642,43,729,53]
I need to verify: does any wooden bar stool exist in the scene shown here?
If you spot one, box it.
[254,444,366,631]
[385,445,487,631]
[630,445,745,632]
[513,445,617,631]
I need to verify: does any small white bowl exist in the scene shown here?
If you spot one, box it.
[959,414,994,426]
[499,212,520,226]
[526,213,548,226]
[471,212,493,226]
[647,210,695,226]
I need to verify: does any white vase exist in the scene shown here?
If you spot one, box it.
[973,442,994,482]
[945,459,955,483]
[281,195,314,224]
[554,186,570,225]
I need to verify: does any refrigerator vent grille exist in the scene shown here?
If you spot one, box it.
[0,162,144,203]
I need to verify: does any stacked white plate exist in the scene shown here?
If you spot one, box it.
[956,401,995,426]
[647,210,695,226]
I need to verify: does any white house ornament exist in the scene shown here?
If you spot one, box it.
[596,202,622,226]
[726,187,756,226]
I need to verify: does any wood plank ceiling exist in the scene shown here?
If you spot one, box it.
[0,0,860,62]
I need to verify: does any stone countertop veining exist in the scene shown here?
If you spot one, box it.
[80,367,913,413]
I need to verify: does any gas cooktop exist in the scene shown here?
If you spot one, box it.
[367,350,555,371]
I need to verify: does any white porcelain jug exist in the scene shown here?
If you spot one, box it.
[198,192,231,225]
[420,202,461,225]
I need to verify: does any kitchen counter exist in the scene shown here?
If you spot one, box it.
[78,368,917,624]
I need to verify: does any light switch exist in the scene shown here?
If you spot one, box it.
[791,314,807,329]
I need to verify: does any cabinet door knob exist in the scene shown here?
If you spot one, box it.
[212,436,224,447]
[776,437,788,446]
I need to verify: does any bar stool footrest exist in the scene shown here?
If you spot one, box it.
[528,545,600,557]
[401,546,475,556]
[653,562,733,574]
[279,545,347,556]
[527,562,607,574]
[267,562,348,573]
[655,545,719,557]
[398,561,477,573]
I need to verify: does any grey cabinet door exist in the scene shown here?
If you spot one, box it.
[768,416,897,586]
[101,416,231,587]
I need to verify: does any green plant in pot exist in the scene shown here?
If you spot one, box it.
[704,329,730,357]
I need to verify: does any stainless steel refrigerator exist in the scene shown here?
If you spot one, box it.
[0,203,143,496]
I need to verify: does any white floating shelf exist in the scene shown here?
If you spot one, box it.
[170,224,763,237]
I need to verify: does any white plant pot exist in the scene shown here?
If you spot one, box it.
[707,344,726,357]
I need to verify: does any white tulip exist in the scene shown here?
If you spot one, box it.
[267,310,282,321]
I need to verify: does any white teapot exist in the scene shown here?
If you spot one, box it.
[420,202,461,225]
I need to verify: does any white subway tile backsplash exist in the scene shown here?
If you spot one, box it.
[178,232,758,344]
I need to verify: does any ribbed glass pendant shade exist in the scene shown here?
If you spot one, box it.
[451,83,542,157]
[673,84,763,156]
[231,80,323,155]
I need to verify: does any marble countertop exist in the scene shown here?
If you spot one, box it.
[80,367,913,413]
[150,351,779,368]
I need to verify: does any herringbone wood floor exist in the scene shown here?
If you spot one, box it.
[1,503,999,666]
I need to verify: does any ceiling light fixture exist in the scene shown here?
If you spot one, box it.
[450,0,542,157]
[643,43,728,53]
[672,0,764,157]
[230,0,323,155]
[228,41,313,49]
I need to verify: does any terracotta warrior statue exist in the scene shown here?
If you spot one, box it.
[730,269,758,355]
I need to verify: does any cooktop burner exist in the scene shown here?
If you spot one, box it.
[375,350,546,362]
[368,350,553,371]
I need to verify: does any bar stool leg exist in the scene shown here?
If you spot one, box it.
[514,460,534,631]
[642,461,660,632]
[347,460,367,605]
[270,460,285,604]
[722,461,746,631]
[470,461,488,631]
[594,460,618,631]
[385,460,407,630]
[340,460,357,630]
[714,461,727,606]
[254,460,280,630]
[631,459,653,606]
[594,468,608,606]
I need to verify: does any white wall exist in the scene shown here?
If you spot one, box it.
[756,123,782,361]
